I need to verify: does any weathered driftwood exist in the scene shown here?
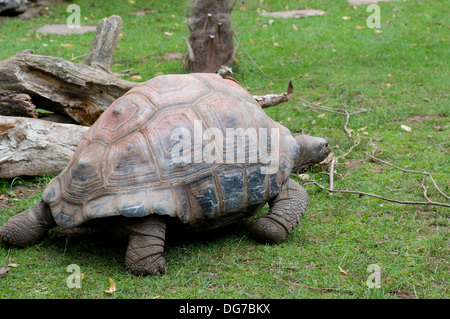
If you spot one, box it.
[0,115,88,178]
[0,15,136,126]
[81,14,122,72]
[0,91,37,118]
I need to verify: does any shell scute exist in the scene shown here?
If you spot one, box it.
[106,132,159,187]
[65,142,106,198]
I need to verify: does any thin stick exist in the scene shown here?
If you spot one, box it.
[338,134,361,160]
[288,281,338,293]
[299,100,367,116]
[274,275,349,293]
[365,153,450,200]
[309,180,450,208]
[420,177,433,203]
[182,36,195,62]
[299,100,362,138]
[342,109,352,138]
[329,158,336,191]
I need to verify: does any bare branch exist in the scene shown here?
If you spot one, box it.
[420,177,433,203]
[342,109,352,138]
[365,153,450,200]
[338,134,361,160]
[329,157,336,191]
[253,79,294,108]
[308,180,450,208]
[183,36,195,62]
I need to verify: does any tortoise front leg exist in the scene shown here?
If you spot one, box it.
[249,178,308,244]
[121,215,167,276]
[0,199,56,247]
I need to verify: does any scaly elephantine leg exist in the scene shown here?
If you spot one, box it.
[249,178,308,244]
[122,216,167,276]
[0,199,56,247]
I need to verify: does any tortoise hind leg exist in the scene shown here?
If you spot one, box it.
[121,215,167,276]
[0,199,56,247]
[249,178,308,244]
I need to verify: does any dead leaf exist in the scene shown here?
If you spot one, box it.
[299,174,310,181]
[292,24,298,31]
[7,263,18,268]
[338,266,348,275]
[104,277,116,294]
[356,25,365,29]
[239,6,246,11]
[129,74,142,80]
[342,16,351,20]
[164,32,173,36]
[358,126,367,131]
[317,113,326,118]
[401,125,411,132]
[61,43,75,48]
[382,83,391,87]
[0,267,10,277]
[373,30,383,34]
[273,42,279,48]
[152,295,162,299]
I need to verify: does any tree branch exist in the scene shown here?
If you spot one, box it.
[365,153,450,200]
[253,78,294,108]
[308,180,450,208]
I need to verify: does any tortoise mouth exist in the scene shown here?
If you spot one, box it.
[293,135,331,173]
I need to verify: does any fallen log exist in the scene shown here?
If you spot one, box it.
[0,115,88,178]
[0,15,136,126]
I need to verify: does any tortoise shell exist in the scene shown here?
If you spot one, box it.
[42,73,299,229]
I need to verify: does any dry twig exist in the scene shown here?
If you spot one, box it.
[253,79,294,108]
[273,275,350,294]
[299,100,366,139]
[298,100,449,208]
[307,180,450,208]
[365,153,450,200]
[329,157,336,191]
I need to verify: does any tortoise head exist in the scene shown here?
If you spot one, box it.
[293,135,330,173]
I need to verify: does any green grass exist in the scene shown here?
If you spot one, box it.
[0,0,448,299]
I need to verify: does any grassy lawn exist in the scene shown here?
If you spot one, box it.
[0,0,448,299]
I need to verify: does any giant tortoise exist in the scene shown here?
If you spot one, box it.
[0,73,330,275]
